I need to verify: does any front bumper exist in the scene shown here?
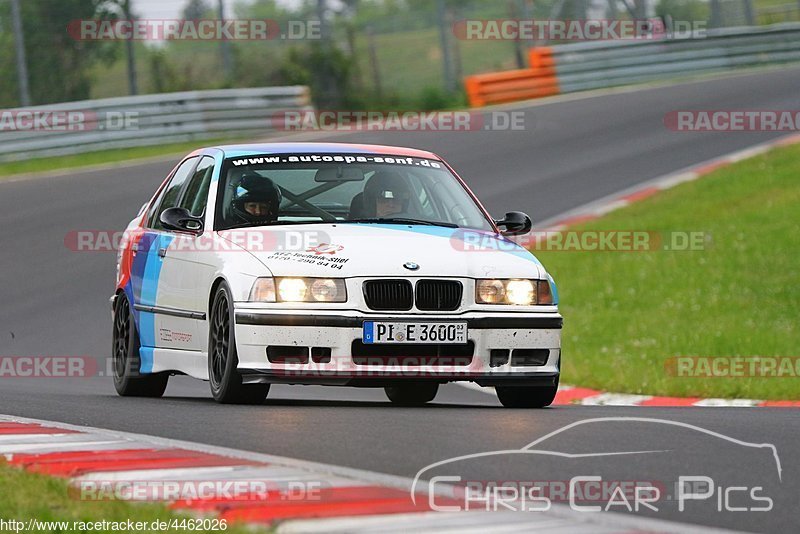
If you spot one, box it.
[234,310,562,386]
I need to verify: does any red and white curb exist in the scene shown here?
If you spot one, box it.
[0,414,731,533]
[495,132,800,409]
[461,383,800,407]
[536,132,800,231]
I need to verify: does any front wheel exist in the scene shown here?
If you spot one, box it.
[112,293,169,397]
[208,283,270,404]
[496,382,558,408]
[384,382,439,406]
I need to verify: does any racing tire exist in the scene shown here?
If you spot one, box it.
[208,283,270,405]
[384,382,439,406]
[496,381,559,408]
[112,293,169,397]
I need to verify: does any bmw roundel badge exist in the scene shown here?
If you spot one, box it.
[403,262,419,271]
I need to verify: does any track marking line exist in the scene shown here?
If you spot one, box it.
[578,393,653,406]
[692,398,763,408]
[0,440,137,454]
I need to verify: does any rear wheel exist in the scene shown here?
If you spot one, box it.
[208,283,270,404]
[496,381,558,408]
[112,293,169,397]
[384,382,439,406]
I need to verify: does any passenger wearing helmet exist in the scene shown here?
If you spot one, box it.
[362,171,412,218]
[230,172,282,226]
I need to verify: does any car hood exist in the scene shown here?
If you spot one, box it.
[218,224,545,279]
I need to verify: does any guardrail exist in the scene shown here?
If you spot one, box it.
[465,48,559,107]
[0,86,311,162]
[465,23,800,107]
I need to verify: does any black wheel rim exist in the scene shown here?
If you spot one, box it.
[210,293,230,388]
[113,296,130,379]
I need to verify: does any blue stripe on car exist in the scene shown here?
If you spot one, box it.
[127,232,174,374]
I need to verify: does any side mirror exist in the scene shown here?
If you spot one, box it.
[160,207,203,234]
[494,211,532,236]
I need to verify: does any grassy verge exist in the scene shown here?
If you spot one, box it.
[0,463,264,533]
[535,143,800,400]
[0,137,250,179]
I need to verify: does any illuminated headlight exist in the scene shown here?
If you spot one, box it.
[476,279,553,305]
[506,280,535,305]
[278,278,308,302]
[250,277,346,303]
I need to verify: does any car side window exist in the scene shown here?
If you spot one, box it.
[147,157,198,230]
[179,156,215,218]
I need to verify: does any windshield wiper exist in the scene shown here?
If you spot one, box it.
[347,218,459,228]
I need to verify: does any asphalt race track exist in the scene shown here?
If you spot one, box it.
[1,68,799,532]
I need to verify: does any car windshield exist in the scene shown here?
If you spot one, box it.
[215,153,494,231]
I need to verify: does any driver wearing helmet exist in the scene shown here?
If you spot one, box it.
[230,172,282,226]
[363,171,412,218]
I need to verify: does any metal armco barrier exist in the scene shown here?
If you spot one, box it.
[0,86,311,162]
[465,23,800,107]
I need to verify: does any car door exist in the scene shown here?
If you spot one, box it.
[155,156,216,352]
[130,157,198,355]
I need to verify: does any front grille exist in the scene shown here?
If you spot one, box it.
[351,340,474,366]
[363,280,413,311]
[415,280,462,311]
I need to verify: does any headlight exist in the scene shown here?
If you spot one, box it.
[250,277,346,303]
[278,278,308,302]
[476,279,553,305]
[505,279,535,305]
[249,278,276,302]
[309,278,342,302]
[476,279,505,304]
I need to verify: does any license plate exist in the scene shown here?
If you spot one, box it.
[362,321,468,344]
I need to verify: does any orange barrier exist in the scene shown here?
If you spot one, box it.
[528,47,557,73]
[464,47,560,107]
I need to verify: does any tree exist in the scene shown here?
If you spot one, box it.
[182,0,214,20]
[0,0,120,106]
[99,0,138,95]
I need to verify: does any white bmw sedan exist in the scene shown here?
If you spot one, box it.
[112,143,562,408]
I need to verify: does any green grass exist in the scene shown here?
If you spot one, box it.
[535,143,800,400]
[0,463,265,533]
[0,137,249,179]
